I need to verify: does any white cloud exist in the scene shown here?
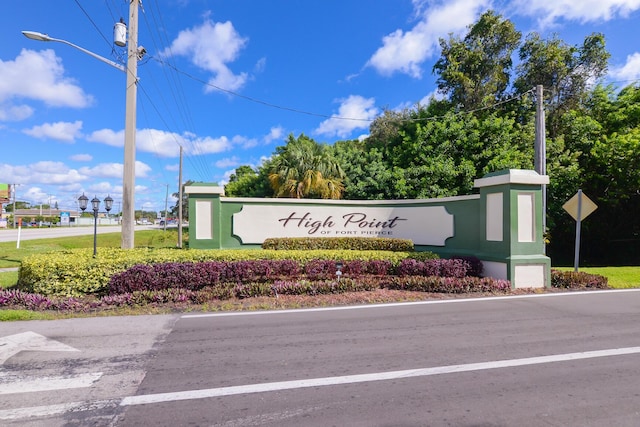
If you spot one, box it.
[264,126,285,144]
[0,104,33,122]
[78,161,151,179]
[215,156,241,169]
[366,0,490,77]
[23,120,83,143]
[512,0,640,26]
[87,128,123,147]
[191,135,233,154]
[315,95,379,138]
[610,52,640,81]
[0,49,93,112]
[232,134,258,149]
[87,181,115,194]
[254,57,267,73]
[70,154,93,162]
[88,127,233,157]
[137,129,183,157]
[0,161,86,186]
[161,18,249,93]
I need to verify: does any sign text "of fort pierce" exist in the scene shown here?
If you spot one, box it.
[232,205,455,246]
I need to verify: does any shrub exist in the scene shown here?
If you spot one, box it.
[450,256,483,277]
[382,276,511,293]
[550,270,609,289]
[19,248,409,297]
[395,258,474,278]
[304,259,338,280]
[404,251,439,261]
[0,289,56,310]
[438,259,470,278]
[262,237,414,251]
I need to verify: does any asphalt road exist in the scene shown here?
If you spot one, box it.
[2,290,640,426]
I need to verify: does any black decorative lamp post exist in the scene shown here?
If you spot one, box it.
[79,194,114,256]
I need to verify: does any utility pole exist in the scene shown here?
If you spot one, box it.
[11,183,19,228]
[178,145,183,248]
[534,85,547,243]
[163,183,168,232]
[121,0,140,249]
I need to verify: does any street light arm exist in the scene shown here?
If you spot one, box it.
[22,31,126,73]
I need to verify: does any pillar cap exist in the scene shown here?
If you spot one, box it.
[184,184,225,195]
[474,169,549,188]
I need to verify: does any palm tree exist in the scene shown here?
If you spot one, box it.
[269,134,345,199]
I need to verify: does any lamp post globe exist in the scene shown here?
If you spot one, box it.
[78,193,89,212]
[91,196,100,213]
[104,195,114,212]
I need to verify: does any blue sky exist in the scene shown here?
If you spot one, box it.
[1,0,639,215]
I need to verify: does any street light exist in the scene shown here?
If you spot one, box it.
[22,0,140,249]
[21,31,125,72]
[79,194,113,256]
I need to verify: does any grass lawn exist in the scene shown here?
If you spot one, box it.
[0,228,182,292]
[0,228,181,269]
[554,266,640,289]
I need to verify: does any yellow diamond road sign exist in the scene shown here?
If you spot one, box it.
[563,191,597,221]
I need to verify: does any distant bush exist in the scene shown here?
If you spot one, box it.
[262,237,414,251]
[550,270,609,289]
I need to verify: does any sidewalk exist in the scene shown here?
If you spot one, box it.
[0,267,19,272]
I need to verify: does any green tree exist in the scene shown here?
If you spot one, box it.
[333,140,398,200]
[4,201,30,212]
[433,10,521,110]
[544,84,640,265]
[268,134,345,199]
[514,32,609,137]
[225,164,273,197]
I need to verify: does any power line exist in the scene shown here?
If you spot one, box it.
[149,55,373,123]
[74,0,113,50]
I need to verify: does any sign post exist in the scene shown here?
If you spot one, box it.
[562,190,598,271]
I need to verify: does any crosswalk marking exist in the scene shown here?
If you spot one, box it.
[0,372,103,394]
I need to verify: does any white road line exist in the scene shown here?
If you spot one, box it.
[0,372,103,394]
[3,345,639,420]
[120,346,640,406]
[181,288,640,318]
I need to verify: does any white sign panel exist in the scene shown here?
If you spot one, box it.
[60,211,70,226]
[233,205,454,246]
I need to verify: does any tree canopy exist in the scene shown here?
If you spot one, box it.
[268,134,345,199]
[220,11,639,265]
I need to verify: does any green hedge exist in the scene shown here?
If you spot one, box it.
[17,248,413,297]
[262,237,414,251]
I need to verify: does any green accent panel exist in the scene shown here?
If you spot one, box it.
[187,193,223,249]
